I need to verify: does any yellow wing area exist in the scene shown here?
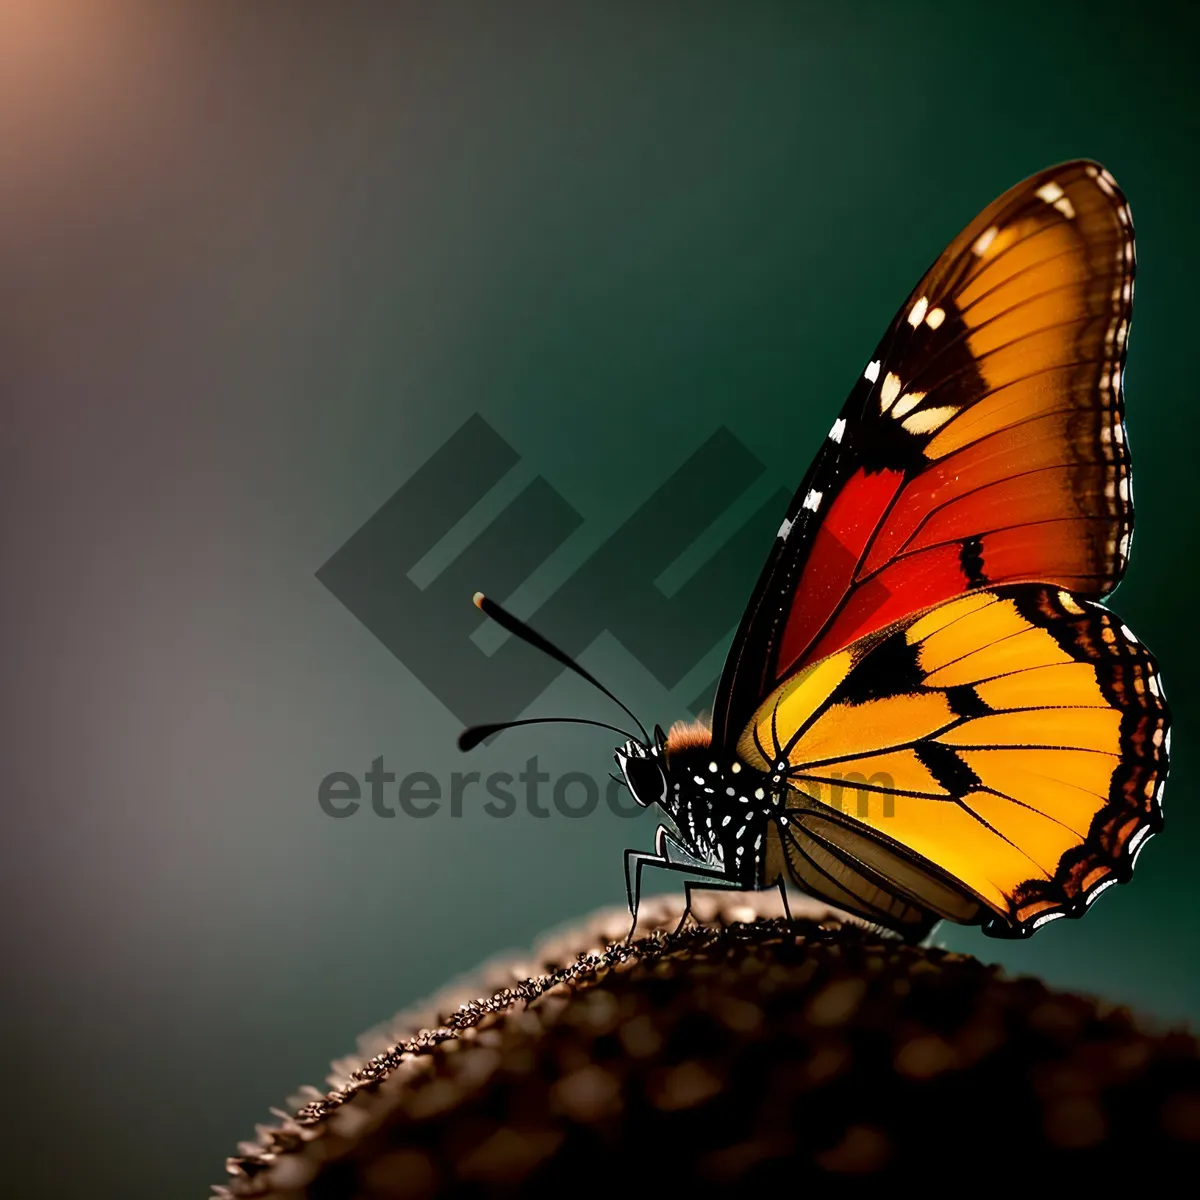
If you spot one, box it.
[739,585,1168,937]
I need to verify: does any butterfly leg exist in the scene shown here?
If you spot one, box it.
[624,827,681,931]
[674,877,752,936]
[676,874,794,937]
[624,828,735,943]
[626,825,717,916]
[776,876,794,925]
[623,847,663,935]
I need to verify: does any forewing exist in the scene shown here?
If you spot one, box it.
[713,161,1136,752]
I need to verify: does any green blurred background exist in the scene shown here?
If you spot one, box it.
[3,3,1197,1197]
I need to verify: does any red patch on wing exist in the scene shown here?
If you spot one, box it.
[775,468,904,679]
[859,413,1089,578]
[805,543,968,664]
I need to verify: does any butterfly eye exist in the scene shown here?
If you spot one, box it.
[619,752,666,808]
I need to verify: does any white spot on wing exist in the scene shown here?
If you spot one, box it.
[864,359,881,384]
[972,225,999,256]
[1085,877,1119,906]
[1031,911,1064,930]
[907,296,929,327]
[777,517,793,541]
[926,306,946,330]
[891,390,926,420]
[879,371,901,412]
[1132,830,1156,866]
[1128,825,1152,857]
[829,417,846,443]
[1035,181,1075,219]
[901,405,957,435]
[802,489,823,512]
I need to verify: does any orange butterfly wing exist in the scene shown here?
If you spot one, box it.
[738,586,1168,938]
[712,161,1135,751]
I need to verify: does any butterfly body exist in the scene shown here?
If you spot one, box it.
[615,732,942,938]
[617,579,1167,941]
[617,733,777,884]
[464,159,1170,944]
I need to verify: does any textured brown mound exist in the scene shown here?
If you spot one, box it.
[217,894,1200,1196]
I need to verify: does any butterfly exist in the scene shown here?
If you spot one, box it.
[461,159,1170,942]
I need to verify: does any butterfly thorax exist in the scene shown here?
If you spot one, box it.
[616,734,780,886]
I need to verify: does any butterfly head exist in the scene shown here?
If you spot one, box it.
[614,718,722,814]
[613,725,669,809]
[616,720,776,881]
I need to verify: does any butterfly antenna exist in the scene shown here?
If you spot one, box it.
[458,716,642,752]
[469,591,650,742]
